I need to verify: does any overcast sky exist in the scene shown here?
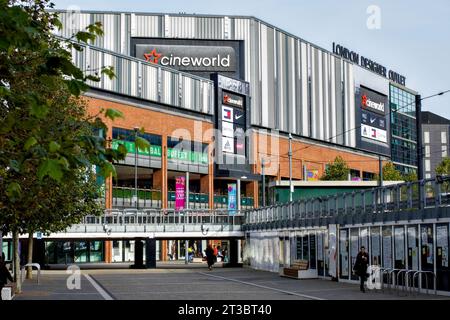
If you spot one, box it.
[52,0,450,118]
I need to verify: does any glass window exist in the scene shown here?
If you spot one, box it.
[74,241,88,263]
[425,159,431,172]
[442,132,447,144]
[89,241,104,262]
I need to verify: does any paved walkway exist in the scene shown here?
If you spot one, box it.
[13,266,450,300]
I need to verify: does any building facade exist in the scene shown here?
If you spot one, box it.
[422,111,450,179]
[2,10,421,264]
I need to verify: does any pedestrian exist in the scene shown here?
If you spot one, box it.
[0,254,14,301]
[205,244,215,271]
[353,246,370,293]
[188,246,194,262]
[213,245,218,262]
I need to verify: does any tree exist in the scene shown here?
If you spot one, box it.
[0,0,150,291]
[321,156,350,181]
[374,162,404,181]
[436,157,450,193]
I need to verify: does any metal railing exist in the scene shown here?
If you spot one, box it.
[113,187,162,208]
[244,176,450,227]
[80,208,245,227]
[371,267,437,296]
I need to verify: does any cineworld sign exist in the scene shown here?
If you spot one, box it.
[135,44,237,72]
[332,42,406,86]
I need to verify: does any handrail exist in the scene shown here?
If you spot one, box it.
[243,176,450,226]
[395,269,409,296]
[412,271,437,296]
[20,263,41,285]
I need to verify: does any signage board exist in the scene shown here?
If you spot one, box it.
[307,170,319,181]
[332,42,406,86]
[222,91,244,108]
[361,124,388,143]
[227,183,237,213]
[175,176,186,211]
[222,121,234,138]
[221,106,234,122]
[135,44,237,72]
[361,110,386,130]
[222,136,234,153]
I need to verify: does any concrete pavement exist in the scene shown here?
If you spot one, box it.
[13,266,450,300]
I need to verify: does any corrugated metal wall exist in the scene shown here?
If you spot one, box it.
[57,11,358,147]
[71,44,213,114]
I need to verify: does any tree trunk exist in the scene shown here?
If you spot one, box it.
[26,232,34,279]
[13,231,22,294]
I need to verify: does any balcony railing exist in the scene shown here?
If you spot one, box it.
[112,187,162,208]
[244,176,450,228]
[112,187,255,210]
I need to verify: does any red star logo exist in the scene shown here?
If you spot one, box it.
[143,49,162,64]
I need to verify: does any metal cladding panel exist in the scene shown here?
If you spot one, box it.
[133,15,162,38]
[259,24,269,127]
[57,12,91,38]
[300,42,309,137]
[169,16,195,38]
[196,17,224,39]
[161,69,175,106]
[330,56,337,143]
[141,65,159,101]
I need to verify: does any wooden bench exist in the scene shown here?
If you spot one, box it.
[280,260,318,279]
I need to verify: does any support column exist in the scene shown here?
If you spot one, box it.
[105,123,113,263]
[145,238,156,268]
[246,181,259,208]
[131,238,145,269]
[200,174,213,209]
[153,169,163,206]
[161,136,168,261]
[161,137,168,209]
[208,143,214,210]
[104,240,112,263]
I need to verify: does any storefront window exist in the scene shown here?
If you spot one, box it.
[90,241,104,262]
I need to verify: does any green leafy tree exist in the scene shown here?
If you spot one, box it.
[321,156,350,181]
[436,157,450,193]
[0,0,150,290]
[373,162,404,181]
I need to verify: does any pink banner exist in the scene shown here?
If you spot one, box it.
[175,176,186,210]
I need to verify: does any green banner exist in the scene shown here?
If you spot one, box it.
[167,148,208,164]
[112,140,208,164]
[112,140,162,157]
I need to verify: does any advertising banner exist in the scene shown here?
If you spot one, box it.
[227,183,237,214]
[175,176,186,211]
[361,110,386,130]
[135,44,237,72]
[361,124,388,143]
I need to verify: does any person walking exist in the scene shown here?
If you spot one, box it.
[205,244,215,271]
[353,246,370,293]
[0,254,14,300]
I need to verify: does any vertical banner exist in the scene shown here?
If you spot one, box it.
[227,183,237,214]
[175,176,186,211]
[328,224,337,278]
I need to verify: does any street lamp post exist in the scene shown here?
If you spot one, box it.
[134,127,139,209]
[261,158,265,207]
[288,133,293,202]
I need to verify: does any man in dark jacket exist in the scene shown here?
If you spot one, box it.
[353,246,369,293]
[205,244,215,270]
[0,254,14,300]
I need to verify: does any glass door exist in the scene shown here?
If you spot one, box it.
[420,224,434,290]
[339,229,349,279]
[436,223,449,291]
